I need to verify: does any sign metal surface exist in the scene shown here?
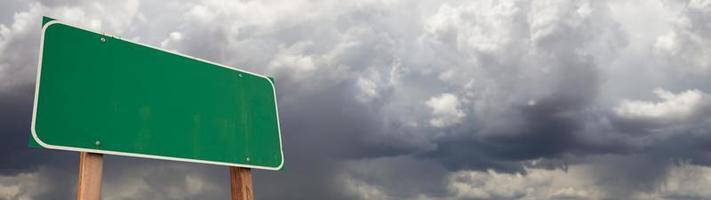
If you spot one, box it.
[31,20,284,170]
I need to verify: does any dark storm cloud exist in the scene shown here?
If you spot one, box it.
[0,93,37,172]
[412,0,631,173]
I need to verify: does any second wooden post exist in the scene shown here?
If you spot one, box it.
[229,167,254,200]
[76,152,103,200]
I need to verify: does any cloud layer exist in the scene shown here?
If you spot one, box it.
[2,0,711,199]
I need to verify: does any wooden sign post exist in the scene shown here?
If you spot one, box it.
[230,167,254,200]
[76,152,103,200]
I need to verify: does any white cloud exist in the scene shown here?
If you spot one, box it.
[615,88,706,119]
[341,175,390,200]
[341,158,711,200]
[427,93,465,127]
[0,169,51,200]
[655,164,711,199]
[448,163,711,200]
[159,31,183,50]
[447,166,601,200]
[356,77,379,103]
[653,0,711,75]
[339,156,449,200]
[0,3,43,94]
[102,163,222,200]
[0,1,145,95]
[0,164,223,200]
[339,156,711,200]
[0,185,19,199]
[268,42,317,73]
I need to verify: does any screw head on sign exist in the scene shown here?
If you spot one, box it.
[100,37,106,42]
[95,140,101,146]
[246,157,250,161]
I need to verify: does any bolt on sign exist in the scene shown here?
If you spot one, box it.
[31,18,284,170]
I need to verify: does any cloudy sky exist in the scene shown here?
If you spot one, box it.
[2,0,711,199]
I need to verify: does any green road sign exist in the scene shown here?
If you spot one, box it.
[31,20,283,170]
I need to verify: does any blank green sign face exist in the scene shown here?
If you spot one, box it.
[32,21,283,170]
